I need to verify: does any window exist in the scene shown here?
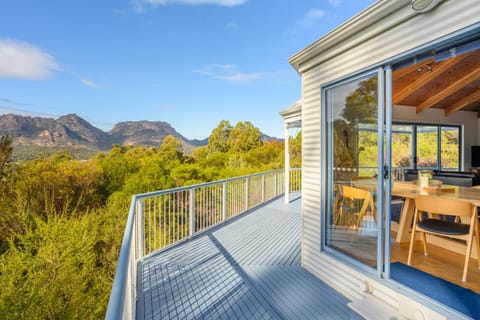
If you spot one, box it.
[391,123,461,172]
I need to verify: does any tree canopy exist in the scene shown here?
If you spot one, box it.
[0,124,301,319]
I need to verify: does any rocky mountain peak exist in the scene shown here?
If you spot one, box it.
[0,113,204,159]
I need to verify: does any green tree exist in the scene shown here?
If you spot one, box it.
[0,135,13,177]
[0,214,108,319]
[96,145,140,196]
[9,151,106,219]
[158,135,184,163]
[229,121,262,153]
[289,131,302,168]
[208,120,232,153]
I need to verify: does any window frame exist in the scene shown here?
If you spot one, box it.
[392,121,462,171]
[320,67,386,276]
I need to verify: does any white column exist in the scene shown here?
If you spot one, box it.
[284,123,290,204]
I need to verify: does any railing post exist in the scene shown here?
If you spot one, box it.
[189,189,195,236]
[222,182,227,221]
[245,177,249,211]
[284,123,290,204]
[136,199,144,259]
[274,171,278,196]
[285,168,290,204]
[261,174,265,202]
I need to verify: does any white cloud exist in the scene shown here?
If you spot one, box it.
[196,64,266,84]
[131,0,247,11]
[300,9,326,28]
[328,0,342,7]
[0,97,30,106]
[0,38,59,80]
[0,97,55,118]
[226,20,239,29]
[0,106,53,118]
[288,8,326,34]
[81,78,104,89]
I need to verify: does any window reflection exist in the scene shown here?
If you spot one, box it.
[325,73,379,267]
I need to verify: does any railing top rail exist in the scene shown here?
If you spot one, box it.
[105,195,138,320]
[134,169,287,200]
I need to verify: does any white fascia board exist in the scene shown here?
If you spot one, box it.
[288,0,408,71]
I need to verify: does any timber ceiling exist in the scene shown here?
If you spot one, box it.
[392,49,480,116]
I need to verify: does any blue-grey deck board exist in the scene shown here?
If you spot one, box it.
[138,194,363,320]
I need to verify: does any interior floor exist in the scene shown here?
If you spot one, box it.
[328,226,480,293]
[391,233,480,293]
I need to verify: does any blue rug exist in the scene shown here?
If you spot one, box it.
[390,262,480,318]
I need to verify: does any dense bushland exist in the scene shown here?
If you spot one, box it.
[0,121,301,319]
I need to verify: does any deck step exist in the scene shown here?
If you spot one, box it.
[348,295,407,320]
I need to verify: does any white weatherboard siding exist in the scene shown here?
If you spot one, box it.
[294,0,480,319]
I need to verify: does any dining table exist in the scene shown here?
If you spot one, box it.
[392,181,480,243]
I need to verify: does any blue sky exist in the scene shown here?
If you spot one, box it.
[0,0,376,139]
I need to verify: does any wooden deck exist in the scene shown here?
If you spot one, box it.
[137,194,363,320]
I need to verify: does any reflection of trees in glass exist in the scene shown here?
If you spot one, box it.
[333,119,355,169]
[333,76,378,171]
[341,76,378,125]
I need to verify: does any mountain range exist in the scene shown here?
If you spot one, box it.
[0,113,275,160]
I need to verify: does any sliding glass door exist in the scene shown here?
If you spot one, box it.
[324,69,387,272]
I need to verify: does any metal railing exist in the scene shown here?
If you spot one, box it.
[333,166,407,180]
[105,168,301,320]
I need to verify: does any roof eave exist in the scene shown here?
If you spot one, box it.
[288,0,408,71]
[279,100,302,117]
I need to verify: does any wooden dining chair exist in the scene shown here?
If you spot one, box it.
[350,175,376,187]
[471,185,480,224]
[340,185,376,229]
[351,175,377,202]
[333,183,344,225]
[407,195,480,282]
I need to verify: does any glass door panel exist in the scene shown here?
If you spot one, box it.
[416,125,438,169]
[325,72,380,267]
[440,126,460,171]
[358,124,379,176]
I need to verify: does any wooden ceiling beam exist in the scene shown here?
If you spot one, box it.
[417,67,480,114]
[393,56,466,105]
[445,90,480,116]
[392,58,435,81]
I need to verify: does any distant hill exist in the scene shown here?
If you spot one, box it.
[109,120,196,151]
[0,113,279,160]
[0,113,202,159]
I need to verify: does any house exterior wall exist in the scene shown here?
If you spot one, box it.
[293,0,480,318]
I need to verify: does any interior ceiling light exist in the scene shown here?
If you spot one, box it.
[411,0,440,13]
